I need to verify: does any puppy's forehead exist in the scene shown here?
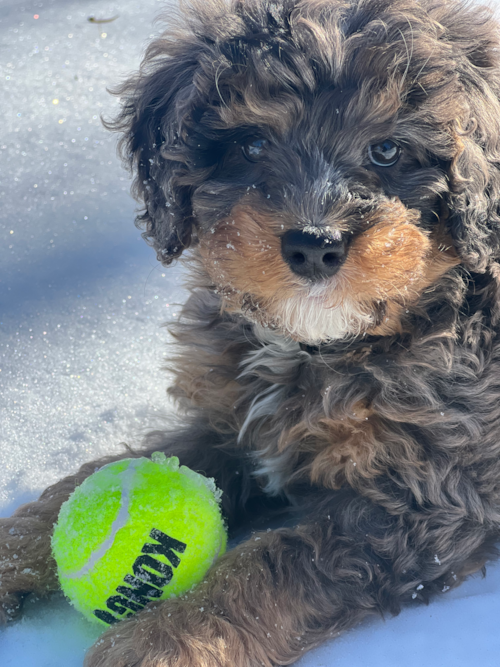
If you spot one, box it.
[197,5,461,136]
[215,83,401,137]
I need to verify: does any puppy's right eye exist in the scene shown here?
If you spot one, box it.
[242,138,269,161]
[368,140,401,167]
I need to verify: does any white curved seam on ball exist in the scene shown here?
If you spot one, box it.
[65,459,141,578]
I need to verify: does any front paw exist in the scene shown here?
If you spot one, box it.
[86,614,141,667]
[0,515,57,622]
[85,599,257,667]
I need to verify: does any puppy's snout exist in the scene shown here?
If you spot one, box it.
[281,229,345,281]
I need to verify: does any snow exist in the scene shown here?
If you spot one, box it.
[1,0,500,665]
[0,0,186,514]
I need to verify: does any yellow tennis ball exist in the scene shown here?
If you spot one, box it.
[51,453,227,626]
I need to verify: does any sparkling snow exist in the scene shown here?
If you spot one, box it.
[1,1,500,665]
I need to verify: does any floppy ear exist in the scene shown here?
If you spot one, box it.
[444,11,500,272]
[107,43,202,265]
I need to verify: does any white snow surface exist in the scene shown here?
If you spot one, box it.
[1,0,500,665]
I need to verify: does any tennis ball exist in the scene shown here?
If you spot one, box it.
[52,453,227,626]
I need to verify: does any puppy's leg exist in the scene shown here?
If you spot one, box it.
[0,420,250,623]
[85,492,496,667]
[85,520,379,667]
[0,458,110,623]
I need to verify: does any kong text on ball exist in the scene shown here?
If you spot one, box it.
[51,453,227,625]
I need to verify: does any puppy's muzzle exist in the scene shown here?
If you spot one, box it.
[281,229,346,281]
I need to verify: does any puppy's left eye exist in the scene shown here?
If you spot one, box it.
[368,140,401,167]
[242,138,269,161]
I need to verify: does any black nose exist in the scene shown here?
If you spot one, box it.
[281,229,346,280]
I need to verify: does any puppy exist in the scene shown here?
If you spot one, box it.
[3,0,500,665]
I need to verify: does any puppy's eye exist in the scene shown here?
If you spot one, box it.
[242,138,269,161]
[368,140,401,167]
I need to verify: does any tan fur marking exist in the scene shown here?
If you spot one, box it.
[199,199,458,342]
[199,205,300,303]
[275,400,380,489]
[217,94,303,134]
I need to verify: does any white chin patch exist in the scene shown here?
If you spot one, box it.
[269,292,374,344]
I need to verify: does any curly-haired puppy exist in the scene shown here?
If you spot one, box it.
[3,0,500,664]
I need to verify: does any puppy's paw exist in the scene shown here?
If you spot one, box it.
[85,599,257,667]
[85,615,142,667]
[0,515,57,623]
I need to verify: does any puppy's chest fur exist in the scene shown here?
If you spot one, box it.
[237,328,381,495]
[170,293,388,495]
[238,328,314,495]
